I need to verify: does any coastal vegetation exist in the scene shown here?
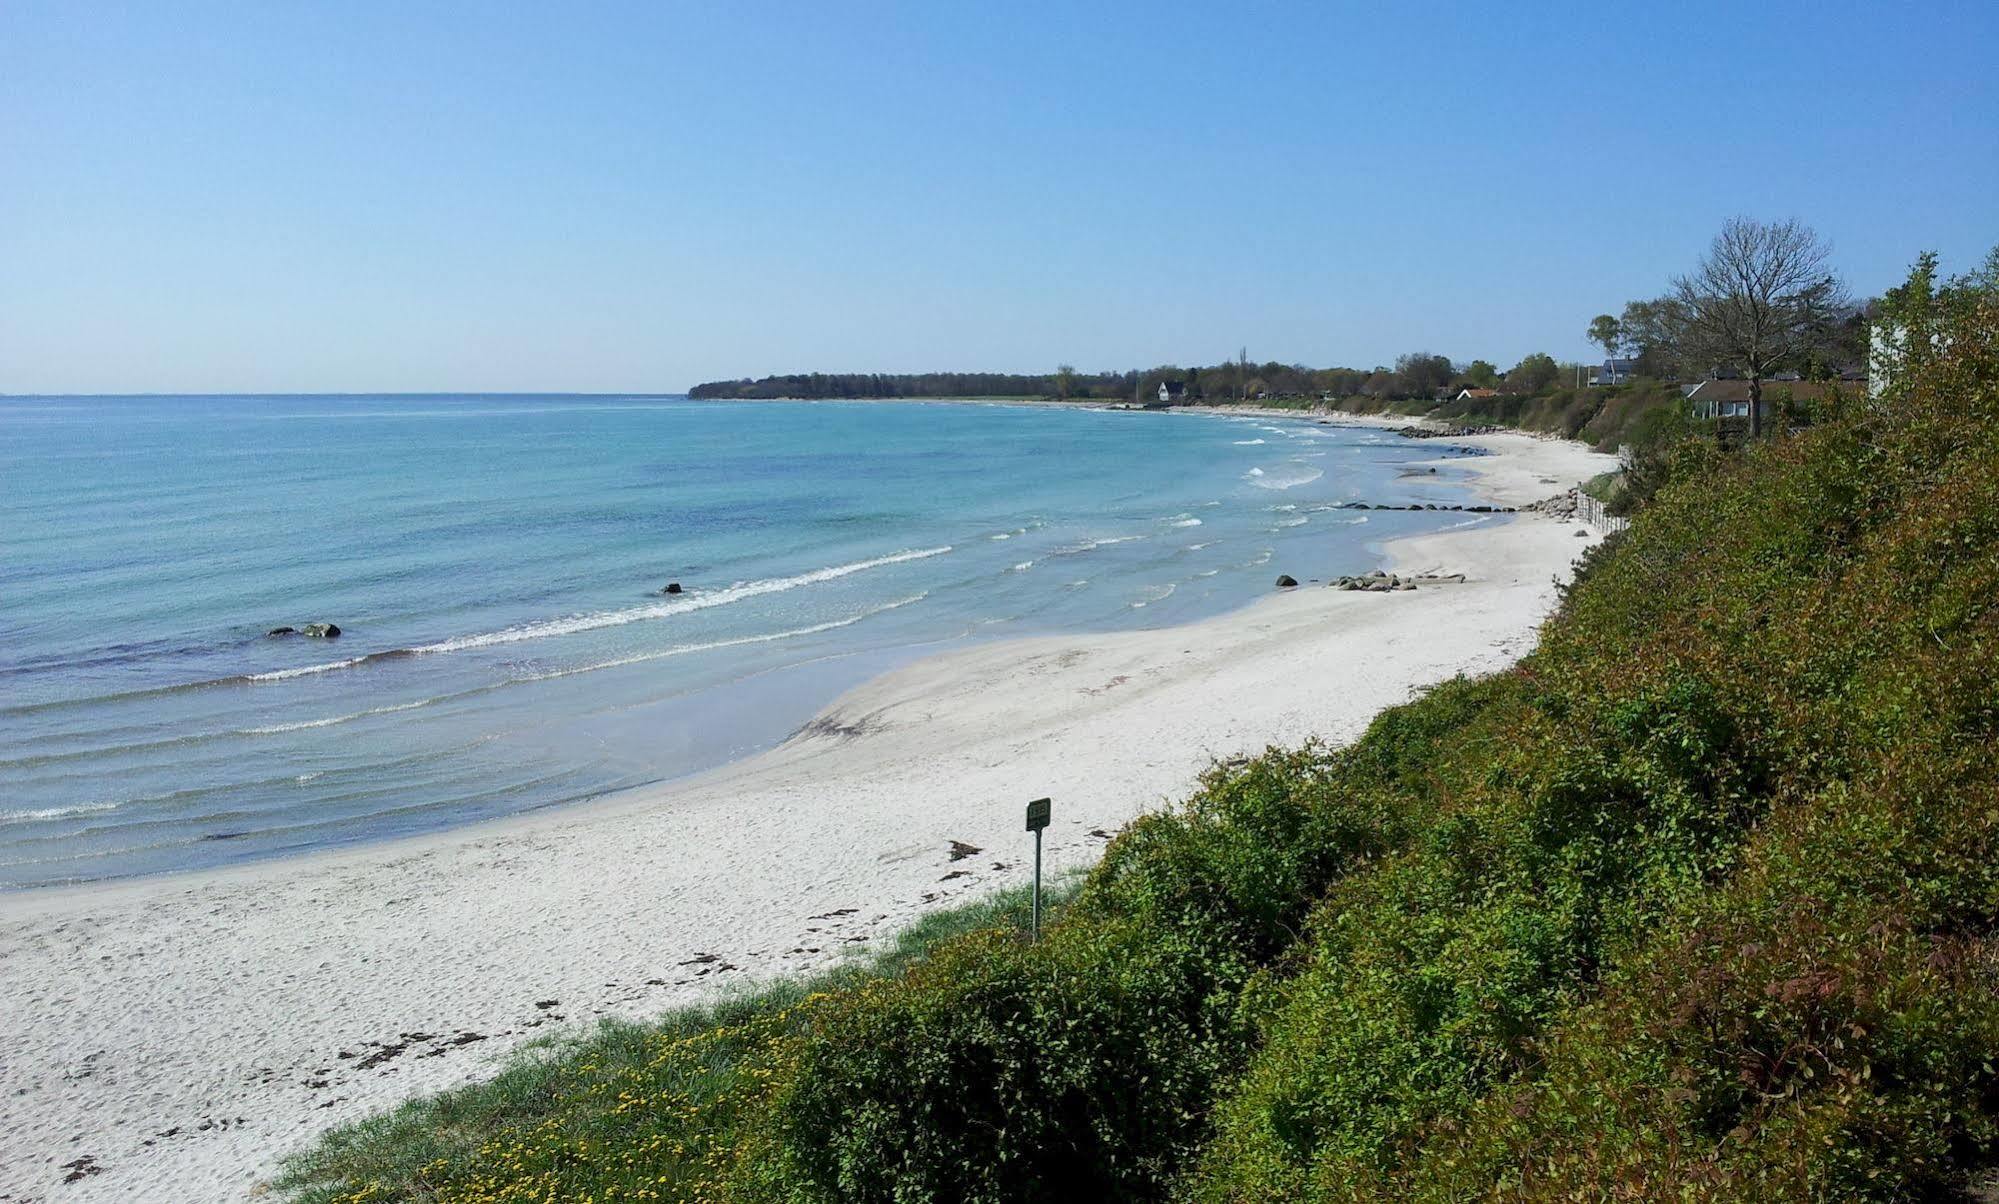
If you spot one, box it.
[286,258,1999,1200]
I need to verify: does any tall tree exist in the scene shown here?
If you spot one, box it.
[1393,351,1454,398]
[1463,359,1499,389]
[1619,296,1688,377]
[1506,352,1560,395]
[1671,217,1847,437]
[1585,314,1622,371]
[1055,363,1075,401]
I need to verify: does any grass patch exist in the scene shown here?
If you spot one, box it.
[1579,470,1625,506]
[275,877,1081,1204]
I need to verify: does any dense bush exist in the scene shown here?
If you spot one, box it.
[288,260,1999,1202]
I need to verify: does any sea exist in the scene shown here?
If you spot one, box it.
[0,395,1496,888]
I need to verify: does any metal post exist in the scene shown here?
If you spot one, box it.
[1024,796,1051,941]
[1032,827,1043,940]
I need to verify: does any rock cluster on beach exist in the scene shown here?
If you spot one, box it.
[1395,423,1505,440]
[1525,489,1582,520]
[267,622,341,638]
[1340,501,1516,513]
[1330,570,1468,592]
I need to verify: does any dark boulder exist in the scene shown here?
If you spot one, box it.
[1274,574,1298,588]
[300,623,341,638]
[662,582,683,595]
[266,626,296,637]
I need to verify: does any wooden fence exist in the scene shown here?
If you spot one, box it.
[1575,490,1630,534]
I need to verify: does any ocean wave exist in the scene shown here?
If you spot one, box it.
[1187,541,1214,551]
[1167,516,1203,528]
[1232,438,1266,445]
[0,801,119,824]
[1277,515,1309,527]
[1247,464,1325,490]
[516,593,928,683]
[1010,560,1036,573]
[243,548,951,681]
[1049,535,1143,558]
[1129,583,1177,609]
[2,547,954,717]
[241,697,437,735]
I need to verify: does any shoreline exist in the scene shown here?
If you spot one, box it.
[0,428,1617,1201]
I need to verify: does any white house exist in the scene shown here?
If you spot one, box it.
[1683,378,1850,422]
[1157,380,1187,404]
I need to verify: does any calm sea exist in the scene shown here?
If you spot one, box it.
[0,396,1492,887]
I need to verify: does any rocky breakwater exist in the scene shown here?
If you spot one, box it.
[1526,489,1582,521]
[1394,423,1505,440]
[1330,570,1468,592]
[1340,502,1515,513]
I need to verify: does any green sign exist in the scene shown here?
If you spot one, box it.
[1025,797,1051,832]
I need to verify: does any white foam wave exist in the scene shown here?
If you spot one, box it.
[242,698,435,735]
[1170,518,1202,528]
[247,547,951,679]
[1051,535,1144,557]
[1187,541,1214,550]
[520,594,928,682]
[1010,560,1036,573]
[1233,438,1266,445]
[0,801,118,824]
[250,657,367,682]
[1247,464,1325,491]
[1278,516,1309,528]
[1129,583,1177,609]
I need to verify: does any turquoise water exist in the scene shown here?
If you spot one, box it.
[0,396,1490,887]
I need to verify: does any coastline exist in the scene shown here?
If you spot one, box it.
[0,428,1618,1201]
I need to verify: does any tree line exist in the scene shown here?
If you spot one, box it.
[686,351,1582,406]
[692,219,1978,432]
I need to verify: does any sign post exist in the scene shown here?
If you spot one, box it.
[1024,797,1051,940]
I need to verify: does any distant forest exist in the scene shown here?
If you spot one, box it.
[685,360,1445,404]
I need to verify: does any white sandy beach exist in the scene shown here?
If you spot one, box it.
[0,424,1617,1201]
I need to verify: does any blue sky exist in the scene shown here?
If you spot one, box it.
[3,1,1994,393]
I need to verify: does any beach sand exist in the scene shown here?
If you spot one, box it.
[0,427,1617,1201]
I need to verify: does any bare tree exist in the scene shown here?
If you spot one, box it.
[1672,217,1847,437]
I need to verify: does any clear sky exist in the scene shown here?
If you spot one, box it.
[3,1,1994,394]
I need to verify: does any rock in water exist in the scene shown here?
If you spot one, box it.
[662,582,683,595]
[300,623,341,638]
[266,626,297,637]
[1274,574,1299,588]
